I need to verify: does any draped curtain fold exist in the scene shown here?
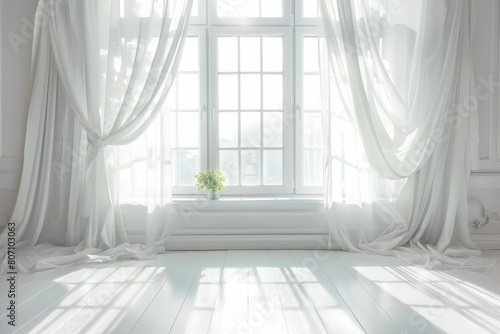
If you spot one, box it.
[320,0,495,271]
[0,0,193,273]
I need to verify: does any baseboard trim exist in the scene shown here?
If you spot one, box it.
[471,234,500,250]
[128,234,334,250]
[128,233,500,250]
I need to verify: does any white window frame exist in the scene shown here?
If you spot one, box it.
[208,0,292,26]
[171,26,209,195]
[208,26,294,196]
[294,27,323,195]
[190,0,208,25]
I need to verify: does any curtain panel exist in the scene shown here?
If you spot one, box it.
[319,0,495,271]
[0,0,193,273]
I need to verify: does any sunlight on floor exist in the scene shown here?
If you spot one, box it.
[29,266,165,334]
[354,265,500,333]
[8,251,500,334]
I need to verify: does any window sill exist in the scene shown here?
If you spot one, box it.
[172,197,325,212]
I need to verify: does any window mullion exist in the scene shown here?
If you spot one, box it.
[237,36,242,187]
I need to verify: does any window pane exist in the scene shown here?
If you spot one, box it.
[343,127,360,165]
[332,160,343,200]
[178,112,199,147]
[303,74,321,110]
[303,149,322,186]
[303,0,318,18]
[263,75,282,110]
[219,112,239,147]
[169,112,177,147]
[122,0,154,17]
[218,37,238,72]
[178,74,199,110]
[241,74,261,110]
[261,0,282,17]
[217,0,259,17]
[219,74,239,110]
[177,150,199,186]
[171,150,177,186]
[304,112,322,148]
[263,112,282,147]
[191,0,199,17]
[262,37,282,72]
[241,150,261,186]
[240,37,261,72]
[220,150,239,185]
[304,37,319,72]
[263,150,282,185]
[241,112,261,147]
[178,37,198,71]
[166,82,177,110]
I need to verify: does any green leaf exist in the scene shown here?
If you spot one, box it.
[194,169,227,192]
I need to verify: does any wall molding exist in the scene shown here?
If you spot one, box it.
[471,235,500,250]
[0,158,22,190]
[469,173,500,189]
[0,157,22,171]
[0,173,20,190]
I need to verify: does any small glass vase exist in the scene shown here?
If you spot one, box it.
[207,190,220,200]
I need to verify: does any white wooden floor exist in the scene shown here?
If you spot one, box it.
[2,249,500,334]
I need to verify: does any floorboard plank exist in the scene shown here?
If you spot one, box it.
[1,267,99,334]
[12,261,151,334]
[129,251,207,334]
[0,266,77,317]
[208,250,249,334]
[268,250,327,334]
[289,250,366,334]
[313,250,402,334]
[247,250,288,334]
[95,252,184,334]
[47,253,182,334]
[335,251,489,334]
[348,252,500,334]
[169,251,227,334]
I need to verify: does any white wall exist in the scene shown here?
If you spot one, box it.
[0,0,38,228]
[468,0,500,242]
[1,0,500,247]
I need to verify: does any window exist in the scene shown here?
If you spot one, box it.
[168,0,324,197]
[209,27,293,195]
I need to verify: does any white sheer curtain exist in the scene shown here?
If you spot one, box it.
[0,0,193,273]
[320,0,495,271]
